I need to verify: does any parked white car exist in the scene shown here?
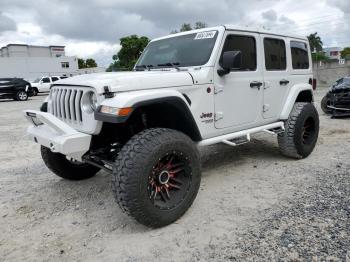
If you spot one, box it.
[24,25,319,228]
[31,76,68,95]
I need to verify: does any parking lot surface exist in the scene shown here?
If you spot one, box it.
[0,89,349,261]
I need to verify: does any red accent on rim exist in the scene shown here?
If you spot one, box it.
[148,152,190,209]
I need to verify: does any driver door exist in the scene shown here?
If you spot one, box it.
[40,77,51,92]
[213,32,263,129]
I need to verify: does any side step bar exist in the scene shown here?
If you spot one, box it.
[222,134,251,146]
[198,122,284,147]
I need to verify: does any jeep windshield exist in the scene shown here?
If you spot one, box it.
[135,30,218,69]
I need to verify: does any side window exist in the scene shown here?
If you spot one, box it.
[291,41,309,69]
[264,38,286,70]
[220,35,257,71]
[41,77,50,83]
[51,77,59,82]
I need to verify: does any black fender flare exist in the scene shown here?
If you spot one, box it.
[95,96,202,141]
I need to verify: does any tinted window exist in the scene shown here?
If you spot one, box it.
[220,35,256,71]
[291,41,309,69]
[42,77,50,83]
[264,38,286,70]
[51,77,59,82]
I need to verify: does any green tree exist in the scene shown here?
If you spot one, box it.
[194,21,207,29]
[307,32,323,52]
[341,47,350,59]
[107,35,150,71]
[78,58,98,69]
[78,58,86,69]
[180,23,192,32]
[85,58,97,68]
[170,21,207,34]
[311,52,329,62]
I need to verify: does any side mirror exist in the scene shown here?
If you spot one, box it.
[217,51,242,76]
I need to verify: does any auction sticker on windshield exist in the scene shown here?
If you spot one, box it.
[194,31,216,40]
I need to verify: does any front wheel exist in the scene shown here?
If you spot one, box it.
[278,102,319,159]
[320,96,331,114]
[41,146,100,180]
[15,91,28,101]
[113,128,201,228]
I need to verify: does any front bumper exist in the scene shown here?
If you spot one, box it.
[24,110,92,160]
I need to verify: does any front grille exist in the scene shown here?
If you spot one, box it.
[50,86,84,123]
[331,92,350,109]
[48,85,101,134]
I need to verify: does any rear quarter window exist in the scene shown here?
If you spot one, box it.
[291,41,309,69]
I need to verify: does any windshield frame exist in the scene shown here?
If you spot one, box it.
[134,28,223,70]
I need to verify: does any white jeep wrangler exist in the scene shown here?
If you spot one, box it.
[24,26,319,228]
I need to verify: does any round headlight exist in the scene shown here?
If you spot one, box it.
[89,92,98,111]
[82,91,98,113]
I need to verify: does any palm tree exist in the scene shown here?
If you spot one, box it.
[307,32,323,52]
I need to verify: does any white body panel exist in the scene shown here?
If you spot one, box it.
[24,110,91,160]
[56,71,194,94]
[213,31,264,129]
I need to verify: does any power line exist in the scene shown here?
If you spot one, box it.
[295,13,343,23]
[272,16,347,29]
[324,40,350,46]
[285,21,349,34]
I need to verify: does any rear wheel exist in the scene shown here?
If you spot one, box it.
[113,128,201,228]
[15,91,28,101]
[278,102,319,159]
[41,146,100,180]
[32,88,38,96]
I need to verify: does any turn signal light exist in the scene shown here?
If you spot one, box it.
[100,106,132,116]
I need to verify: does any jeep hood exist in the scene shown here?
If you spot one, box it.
[55,71,194,93]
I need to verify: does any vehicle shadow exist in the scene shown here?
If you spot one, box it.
[200,138,285,175]
[15,136,286,232]
[0,99,16,103]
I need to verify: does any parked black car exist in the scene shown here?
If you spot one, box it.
[0,78,33,101]
[321,76,350,117]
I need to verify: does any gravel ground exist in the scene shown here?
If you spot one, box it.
[0,88,349,261]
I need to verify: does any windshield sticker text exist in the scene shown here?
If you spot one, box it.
[194,31,216,40]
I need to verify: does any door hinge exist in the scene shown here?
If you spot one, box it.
[263,104,270,112]
[214,86,223,94]
[215,112,224,121]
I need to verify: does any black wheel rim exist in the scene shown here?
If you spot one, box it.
[148,151,192,210]
[302,117,316,145]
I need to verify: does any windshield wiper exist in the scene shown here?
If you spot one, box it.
[135,64,154,71]
[157,62,180,70]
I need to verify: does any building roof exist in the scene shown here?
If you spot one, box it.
[0,44,65,50]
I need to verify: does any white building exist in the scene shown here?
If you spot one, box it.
[0,44,79,81]
[323,47,342,60]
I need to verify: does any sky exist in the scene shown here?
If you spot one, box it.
[0,0,349,67]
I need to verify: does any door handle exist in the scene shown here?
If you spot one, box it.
[250,81,263,90]
[280,79,290,85]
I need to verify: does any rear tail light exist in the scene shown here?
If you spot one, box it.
[309,78,317,90]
